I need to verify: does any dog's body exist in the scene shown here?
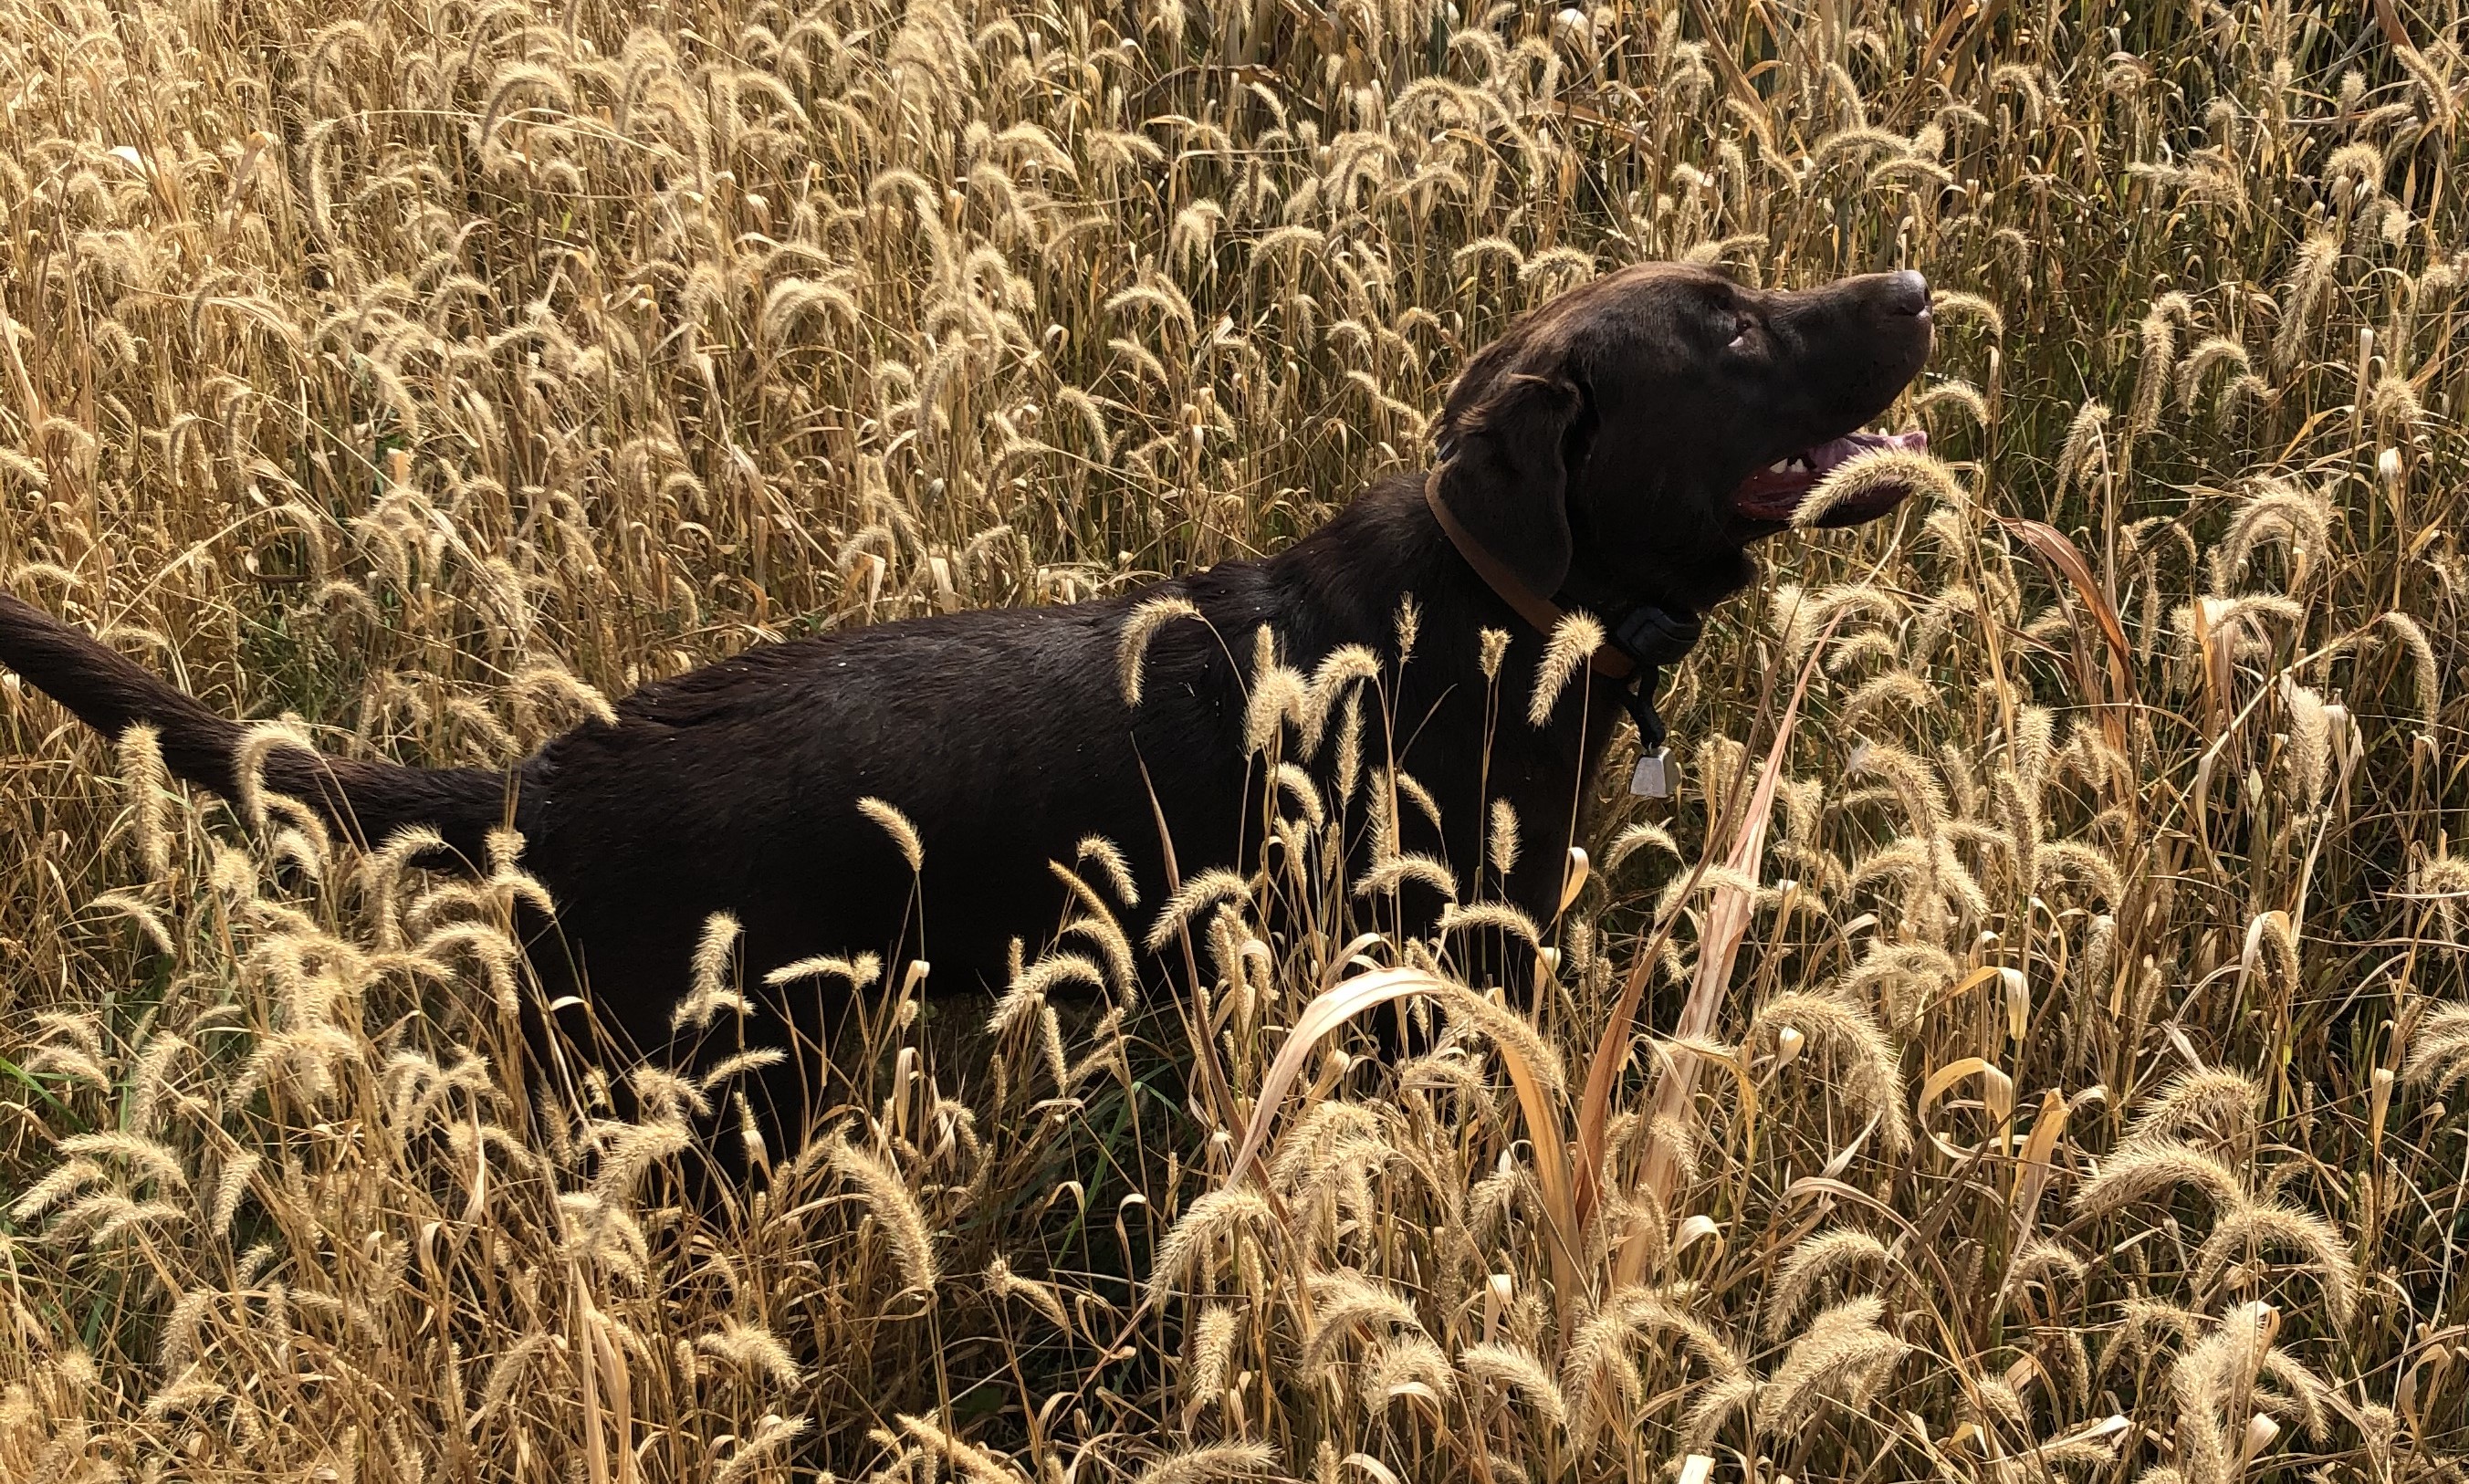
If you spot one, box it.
[0,263,1933,1132]
[0,479,1611,1061]
[547,475,1624,989]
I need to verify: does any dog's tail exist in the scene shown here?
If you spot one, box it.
[0,591,511,864]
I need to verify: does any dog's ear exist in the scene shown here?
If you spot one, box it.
[1429,369,1585,598]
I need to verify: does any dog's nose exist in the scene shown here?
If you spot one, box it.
[1881,269,1930,317]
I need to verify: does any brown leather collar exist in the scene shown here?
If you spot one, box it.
[1422,468,1637,680]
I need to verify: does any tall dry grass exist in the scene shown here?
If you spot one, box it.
[4,2,2469,1482]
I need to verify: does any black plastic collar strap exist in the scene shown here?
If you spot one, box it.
[1623,668,1671,752]
[1601,604,1700,754]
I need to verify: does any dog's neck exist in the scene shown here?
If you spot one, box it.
[1418,470,1700,765]
[1176,472,1700,920]
[1259,475,1691,756]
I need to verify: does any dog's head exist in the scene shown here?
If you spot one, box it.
[1429,264,1935,611]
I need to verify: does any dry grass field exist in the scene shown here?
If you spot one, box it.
[5,1,2469,1481]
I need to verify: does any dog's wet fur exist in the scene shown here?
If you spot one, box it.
[0,264,1932,1138]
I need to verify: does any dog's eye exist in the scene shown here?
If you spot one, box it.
[1726,314,1755,349]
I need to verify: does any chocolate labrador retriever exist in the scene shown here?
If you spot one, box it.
[0,263,1931,1121]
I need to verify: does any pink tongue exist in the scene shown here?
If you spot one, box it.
[1806,428,1927,472]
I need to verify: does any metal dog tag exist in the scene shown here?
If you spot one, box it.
[1629,746,1676,799]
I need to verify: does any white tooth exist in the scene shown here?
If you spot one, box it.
[1768,460,1790,474]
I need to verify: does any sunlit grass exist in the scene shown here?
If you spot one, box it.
[4,3,2468,1483]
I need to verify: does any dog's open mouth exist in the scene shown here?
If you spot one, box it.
[1731,429,1930,528]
